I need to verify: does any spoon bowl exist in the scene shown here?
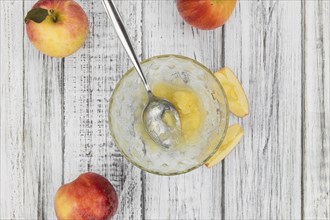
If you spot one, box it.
[143,94,181,148]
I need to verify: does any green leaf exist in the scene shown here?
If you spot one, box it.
[25,8,49,23]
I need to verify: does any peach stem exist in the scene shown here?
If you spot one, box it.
[48,9,57,22]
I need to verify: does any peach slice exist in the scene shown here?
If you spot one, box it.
[214,67,249,117]
[205,124,243,168]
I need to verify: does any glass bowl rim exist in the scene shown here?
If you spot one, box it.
[108,54,229,176]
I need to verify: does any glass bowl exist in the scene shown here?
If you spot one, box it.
[109,55,228,175]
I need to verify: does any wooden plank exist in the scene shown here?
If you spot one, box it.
[0,1,25,219]
[304,1,330,219]
[223,1,303,219]
[63,1,144,219]
[22,1,64,219]
[142,1,223,219]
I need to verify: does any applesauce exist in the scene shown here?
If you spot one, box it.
[133,83,206,153]
[153,83,204,140]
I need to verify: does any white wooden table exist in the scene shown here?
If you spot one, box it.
[1,0,329,219]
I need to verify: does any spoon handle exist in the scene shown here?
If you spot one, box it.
[102,0,151,93]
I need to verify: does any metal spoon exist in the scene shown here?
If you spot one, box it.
[102,0,181,148]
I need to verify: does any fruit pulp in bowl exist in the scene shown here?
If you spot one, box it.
[109,55,228,175]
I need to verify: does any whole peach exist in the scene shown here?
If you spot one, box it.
[25,0,88,58]
[177,0,237,30]
[54,172,118,220]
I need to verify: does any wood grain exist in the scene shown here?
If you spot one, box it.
[223,1,303,219]
[142,1,224,219]
[304,1,330,219]
[63,0,144,219]
[0,1,25,218]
